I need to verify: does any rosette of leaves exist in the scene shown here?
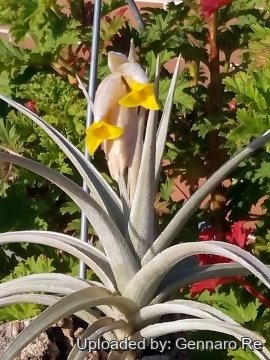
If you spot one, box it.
[0,57,270,360]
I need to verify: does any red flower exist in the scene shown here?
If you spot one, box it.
[200,0,234,18]
[226,220,251,248]
[190,221,270,307]
[24,100,37,114]
[190,221,251,295]
[197,227,232,265]
[190,277,237,295]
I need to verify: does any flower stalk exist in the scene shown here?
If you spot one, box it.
[85,48,159,183]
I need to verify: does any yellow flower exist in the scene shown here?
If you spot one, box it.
[85,121,124,156]
[85,49,159,180]
[118,81,159,110]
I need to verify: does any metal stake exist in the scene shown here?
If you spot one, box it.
[79,0,102,279]
[127,0,145,29]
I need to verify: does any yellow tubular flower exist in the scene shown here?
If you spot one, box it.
[85,121,124,156]
[85,72,127,160]
[118,81,160,110]
[116,62,160,110]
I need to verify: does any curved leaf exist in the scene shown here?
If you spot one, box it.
[133,299,238,329]
[125,241,270,306]
[1,287,138,360]
[132,319,269,360]
[0,152,140,292]
[154,262,270,303]
[144,128,270,262]
[0,273,117,322]
[68,318,129,360]
[0,293,116,336]
[0,94,124,230]
[0,274,91,298]
[0,231,116,290]
[0,294,59,307]
[177,262,270,288]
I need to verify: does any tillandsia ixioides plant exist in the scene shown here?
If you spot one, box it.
[1,42,270,360]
